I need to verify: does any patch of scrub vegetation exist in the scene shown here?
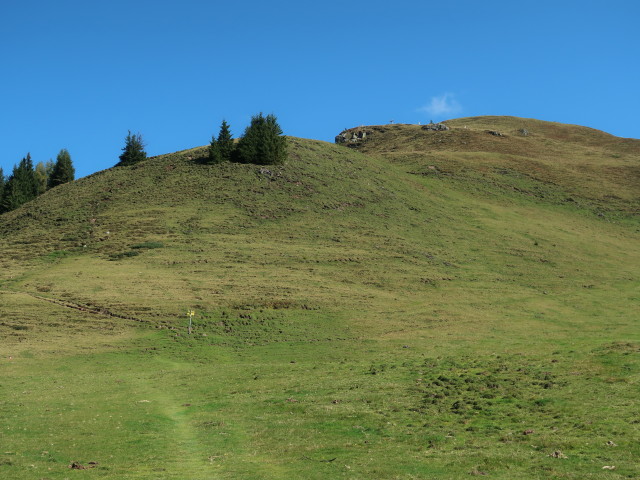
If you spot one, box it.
[131,241,164,249]
[411,354,565,421]
[108,250,140,260]
[108,241,164,260]
[41,249,75,262]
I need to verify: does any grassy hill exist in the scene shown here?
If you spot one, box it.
[1,116,639,479]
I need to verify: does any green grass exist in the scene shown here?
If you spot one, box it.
[0,117,638,478]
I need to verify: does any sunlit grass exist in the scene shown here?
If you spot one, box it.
[0,117,638,478]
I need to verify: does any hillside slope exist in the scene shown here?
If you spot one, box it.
[348,116,639,216]
[1,117,639,479]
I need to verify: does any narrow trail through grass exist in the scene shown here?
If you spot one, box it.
[131,357,211,477]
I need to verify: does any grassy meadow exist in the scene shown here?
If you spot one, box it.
[1,117,639,478]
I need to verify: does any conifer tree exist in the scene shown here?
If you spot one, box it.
[236,113,287,165]
[217,120,234,162]
[117,131,147,166]
[209,120,234,164]
[208,136,222,164]
[0,154,38,213]
[48,149,75,189]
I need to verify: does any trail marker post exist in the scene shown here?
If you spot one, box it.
[187,309,195,335]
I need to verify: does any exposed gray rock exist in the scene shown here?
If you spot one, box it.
[335,133,348,144]
[335,128,369,146]
[422,122,449,131]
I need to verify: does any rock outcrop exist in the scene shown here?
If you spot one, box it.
[421,122,449,131]
[335,128,370,145]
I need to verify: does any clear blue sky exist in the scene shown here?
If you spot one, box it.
[1,0,638,179]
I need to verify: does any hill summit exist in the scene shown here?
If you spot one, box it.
[1,116,639,479]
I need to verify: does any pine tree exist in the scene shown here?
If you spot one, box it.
[0,154,38,213]
[217,120,234,162]
[48,149,75,189]
[0,172,18,213]
[263,113,287,165]
[117,131,147,166]
[236,113,287,165]
[208,136,222,164]
[208,120,234,164]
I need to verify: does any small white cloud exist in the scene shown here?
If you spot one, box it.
[419,93,462,117]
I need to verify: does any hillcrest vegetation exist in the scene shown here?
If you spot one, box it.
[118,113,287,168]
[0,116,638,479]
[0,149,75,214]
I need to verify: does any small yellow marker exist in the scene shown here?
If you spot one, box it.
[187,310,195,335]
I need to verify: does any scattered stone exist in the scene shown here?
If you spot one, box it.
[606,440,618,446]
[69,461,98,469]
[519,128,529,136]
[548,451,567,458]
[335,129,369,145]
[602,465,616,470]
[422,122,449,131]
[487,130,505,137]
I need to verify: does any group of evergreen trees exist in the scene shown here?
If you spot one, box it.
[208,113,287,165]
[0,149,75,214]
[0,113,286,215]
[114,113,287,169]
[114,113,286,168]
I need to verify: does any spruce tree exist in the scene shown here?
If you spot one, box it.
[217,120,234,162]
[0,172,18,213]
[117,131,147,166]
[263,114,287,164]
[208,120,234,164]
[0,154,38,213]
[48,149,75,188]
[236,113,287,165]
[208,136,222,164]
